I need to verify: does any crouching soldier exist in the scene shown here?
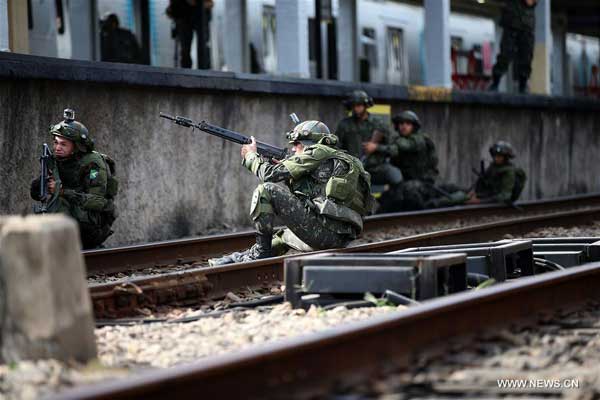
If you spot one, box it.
[467,140,526,205]
[209,120,373,266]
[31,109,118,249]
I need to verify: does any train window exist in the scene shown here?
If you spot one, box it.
[385,27,408,84]
[362,27,377,68]
[262,6,277,74]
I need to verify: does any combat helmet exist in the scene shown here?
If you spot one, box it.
[343,90,374,109]
[50,109,94,153]
[489,141,515,159]
[392,111,421,131]
[287,120,335,146]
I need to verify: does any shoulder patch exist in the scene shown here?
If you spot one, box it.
[89,169,99,180]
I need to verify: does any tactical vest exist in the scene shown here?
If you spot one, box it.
[395,132,439,182]
[336,116,389,170]
[477,162,526,203]
[511,167,527,202]
[288,143,374,232]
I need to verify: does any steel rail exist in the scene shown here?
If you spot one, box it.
[55,260,600,400]
[84,193,600,274]
[90,206,600,318]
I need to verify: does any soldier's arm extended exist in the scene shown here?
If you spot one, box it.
[372,128,399,158]
[243,149,322,182]
[62,162,109,211]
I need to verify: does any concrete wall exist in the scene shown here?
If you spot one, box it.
[1,53,600,246]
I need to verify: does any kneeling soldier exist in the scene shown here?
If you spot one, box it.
[31,109,118,249]
[209,120,373,266]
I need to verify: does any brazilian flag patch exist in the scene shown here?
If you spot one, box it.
[89,169,99,180]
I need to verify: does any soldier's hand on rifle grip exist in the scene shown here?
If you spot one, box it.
[241,136,258,159]
[47,178,56,195]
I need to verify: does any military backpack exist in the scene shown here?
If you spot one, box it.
[511,167,527,202]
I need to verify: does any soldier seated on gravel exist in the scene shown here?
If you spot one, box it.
[466,141,527,205]
[381,111,467,212]
[209,120,374,266]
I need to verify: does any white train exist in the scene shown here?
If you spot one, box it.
[25,0,600,96]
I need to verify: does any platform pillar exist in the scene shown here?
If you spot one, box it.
[531,0,552,95]
[275,0,309,78]
[424,0,451,88]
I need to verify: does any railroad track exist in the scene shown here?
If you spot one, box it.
[85,193,600,275]
[55,244,600,399]
[90,203,600,318]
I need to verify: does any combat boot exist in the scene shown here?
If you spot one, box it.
[237,233,273,262]
[208,233,272,266]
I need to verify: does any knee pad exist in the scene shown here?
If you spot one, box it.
[250,183,274,220]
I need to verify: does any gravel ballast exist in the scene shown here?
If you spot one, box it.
[0,303,401,399]
[327,302,600,400]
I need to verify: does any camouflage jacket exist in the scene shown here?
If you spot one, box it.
[391,131,439,183]
[31,151,110,212]
[242,141,371,232]
[500,0,536,32]
[475,162,517,204]
[334,114,396,171]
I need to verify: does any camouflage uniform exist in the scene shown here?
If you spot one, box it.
[31,111,117,249]
[473,141,526,204]
[474,163,518,204]
[490,0,537,92]
[209,121,372,266]
[335,91,402,186]
[382,111,466,211]
[392,131,438,183]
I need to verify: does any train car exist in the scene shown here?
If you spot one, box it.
[24,0,600,96]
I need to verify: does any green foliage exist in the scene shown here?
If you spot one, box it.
[475,278,496,290]
[364,292,395,307]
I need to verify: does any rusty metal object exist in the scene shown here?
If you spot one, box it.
[90,207,600,318]
[54,261,600,400]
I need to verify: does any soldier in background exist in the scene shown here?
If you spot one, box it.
[389,111,439,210]
[100,13,141,64]
[489,0,538,93]
[388,111,467,211]
[31,110,119,249]
[209,121,373,266]
[166,0,213,69]
[335,90,402,190]
[466,141,527,205]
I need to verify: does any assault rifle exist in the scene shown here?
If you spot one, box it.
[34,144,62,214]
[160,113,288,160]
[467,160,486,193]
